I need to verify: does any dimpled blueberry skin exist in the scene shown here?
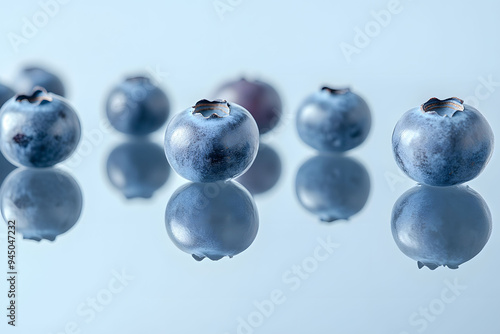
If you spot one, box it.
[0,83,15,107]
[392,98,494,186]
[165,181,259,261]
[295,154,370,222]
[391,185,491,270]
[106,140,170,199]
[164,100,259,183]
[213,78,282,134]
[14,66,66,96]
[296,87,371,152]
[236,143,282,195]
[0,168,83,242]
[106,76,170,136]
[0,89,81,167]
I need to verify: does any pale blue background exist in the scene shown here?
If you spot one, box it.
[1,0,499,333]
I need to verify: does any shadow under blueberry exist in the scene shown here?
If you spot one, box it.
[295,153,371,222]
[391,184,492,270]
[0,168,83,242]
[106,139,170,199]
[165,181,259,261]
[236,143,282,196]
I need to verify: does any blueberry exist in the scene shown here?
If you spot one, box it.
[0,88,81,167]
[106,76,170,136]
[0,83,15,107]
[392,97,494,186]
[106,139,170,199]
[236,143,282,195]
[0,168,83,241]
[296,87,371,152]
[164,99,259,182]
[14,66,66,96]
[391,184,491,269]
[295,154,370,222]
[213,78,282,134]
[165,181,259,261]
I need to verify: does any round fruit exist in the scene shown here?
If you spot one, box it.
[296,87,371,152]
[392,97,494,186]
[165,181,259,261]
[106,140,170,199]
[0,168,83,241]
[0,88,81,168]
[391,184,491,269]
[213,78,282,134]
[14,66,66,96]
[236,143,282,195]
[106,76,170,136]
[164,99,259,183]
[295,154,370,222]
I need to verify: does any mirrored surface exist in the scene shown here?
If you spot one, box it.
[1,1,500,334]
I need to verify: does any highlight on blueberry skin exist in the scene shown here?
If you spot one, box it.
[295,154,370,222]
[0,168,83,242]
[14,66,66,97]
[391,184,492,270]
[106,76,170,136]
[296,87,371,152]
[213,78,282,134]
[236,143,282,195]
[165,181,259,261]
[392,97,494,186]
[0,88,81,168]
[0,83,15,107]
[164,99,259,183]
[106,139,170,199]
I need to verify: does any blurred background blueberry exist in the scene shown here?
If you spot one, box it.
[296,87,371,152]
[0,82,15,107]
[213,77,282,134]
[106,139,170,199]
[165,181,259,261]
[236,143,282,195]
[391,184,492,269]
[0,168,83,242]
[106,76,170,136]
[295,154,370,222]
[13,66,66,97]
[0,153,16,187]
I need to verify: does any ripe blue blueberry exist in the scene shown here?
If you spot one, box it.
[392,184,491,269]
[106,76,170,136]
[296,87,371,152]
[392,97,494,186]
[236,143,282,195]
[0,88,81,168]
[0,168,83,241]
[14,66,66,97]
[165,181,259,261]
[0,83,15,107]
[106,140,170,199]
[295,154,370,222]
[164,99,259,183]
[213,78,282,134]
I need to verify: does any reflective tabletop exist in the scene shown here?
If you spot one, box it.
[1,1,500,333]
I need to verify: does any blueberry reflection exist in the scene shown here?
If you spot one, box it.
[295,154,370,222]
[106,139,170,199]
[236,143,282,195]
[0,168,83,241]
[391,185,492,270]
[165,181,259,261]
